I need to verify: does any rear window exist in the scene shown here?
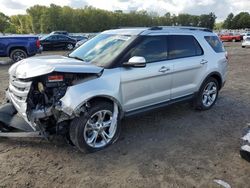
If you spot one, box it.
[205,36,225,53]
[168,35,203,59]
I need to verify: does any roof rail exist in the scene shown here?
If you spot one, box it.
[118,27,148,29]
[149,26,212,32]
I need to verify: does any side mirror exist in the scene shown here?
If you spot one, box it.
[123,56,146,68]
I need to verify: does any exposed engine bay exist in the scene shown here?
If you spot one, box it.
[27,72,88,133]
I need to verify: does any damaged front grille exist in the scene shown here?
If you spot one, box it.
[7,74,37,131]
[8,75,32,112]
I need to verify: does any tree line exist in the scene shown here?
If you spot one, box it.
[223,12,250,29]
[2,4,249,34]
[0,4,217,34]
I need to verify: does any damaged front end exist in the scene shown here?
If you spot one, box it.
[240,126,250,162]
[0,56,103,138]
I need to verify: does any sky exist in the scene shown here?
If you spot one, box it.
[0,0,249,21]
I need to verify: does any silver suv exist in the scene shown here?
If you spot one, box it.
[0,27,228,152]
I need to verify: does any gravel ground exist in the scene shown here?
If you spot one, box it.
[0,43,250,188]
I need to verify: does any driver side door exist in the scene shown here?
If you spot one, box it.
[120,35,173,113]
[42,35,57,50]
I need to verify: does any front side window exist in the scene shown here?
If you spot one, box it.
[125,36,168,63]
[168,35,203,59]
[58,36,68,40]
[46,36,57,40]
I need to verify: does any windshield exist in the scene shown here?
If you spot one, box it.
[40,34,50,40]
[68,34,136,67]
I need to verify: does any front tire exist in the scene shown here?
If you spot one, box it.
[69,101,121,153]
[194,77,219,110]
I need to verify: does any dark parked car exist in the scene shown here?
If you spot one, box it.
[50,31,69,35]
[0,35,41,62]
[70,35,88,42]
[40,34,76,50]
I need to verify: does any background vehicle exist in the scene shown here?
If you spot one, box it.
[219,33,242,42]
[242,32,250,40]
[40,34,76,50]
[75,38,88,48]
[37,34,48,39]
[50,31,69,35]
[0,35,41,62]
[70,35,88,42]
[242,37,250,48]
[0,27,227,153]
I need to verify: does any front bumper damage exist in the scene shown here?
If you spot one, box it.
[240,126,250,162]
[0,103,43,138]
[0,70,54,138]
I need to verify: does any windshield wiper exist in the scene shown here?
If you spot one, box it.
[67,55,85,62]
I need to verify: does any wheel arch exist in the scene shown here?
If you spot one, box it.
[201,71,223,90]
[75,95,124,118]
[8,46,27,56]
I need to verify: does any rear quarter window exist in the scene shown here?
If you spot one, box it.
[205,36,225,53]
[168,35,203,59]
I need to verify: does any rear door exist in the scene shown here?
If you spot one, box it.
[120,35,173,112]
[56,35,69,49]
[167,35,206,99]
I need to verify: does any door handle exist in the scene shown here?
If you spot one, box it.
[200,59,208,65]
[159,66,170,73]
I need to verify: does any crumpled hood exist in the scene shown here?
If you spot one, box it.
[9,55,104,79]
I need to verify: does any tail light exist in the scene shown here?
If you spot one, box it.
[48,75,64,82]
[36,40,40,49]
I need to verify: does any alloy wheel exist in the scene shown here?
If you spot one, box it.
[13,51,26,62]
[202,82,217,107]
[67,44,74,50]
[83,110,117,148]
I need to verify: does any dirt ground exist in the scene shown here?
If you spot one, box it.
[0,43,250,188]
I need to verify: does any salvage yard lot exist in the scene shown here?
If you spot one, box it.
[0,43,250,188]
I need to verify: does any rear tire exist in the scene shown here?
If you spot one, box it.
[242,46,246,48]
[193,77,219,110]
[10,49,27,62]
[69,101,121,153]
[66,43,74,50]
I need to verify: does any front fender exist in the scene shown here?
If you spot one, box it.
[60,68,123,116]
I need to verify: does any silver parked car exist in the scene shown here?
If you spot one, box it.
[242,36,250,48]
[0,27,228,152]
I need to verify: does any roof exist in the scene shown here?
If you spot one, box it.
[102,26,214,36]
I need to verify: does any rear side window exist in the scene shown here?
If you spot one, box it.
[205,36,225,53]
[168,35,203,59]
